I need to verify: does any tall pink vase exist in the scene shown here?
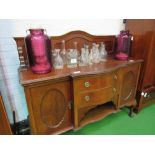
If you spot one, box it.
[25,29,52,74]
[115,30,132,60]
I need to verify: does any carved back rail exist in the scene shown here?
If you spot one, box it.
[14,30,116,70]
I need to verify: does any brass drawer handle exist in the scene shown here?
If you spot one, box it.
[84,81,90,88]
[113,88,116,92]
[84,95,90,101]
[113,75,117,80]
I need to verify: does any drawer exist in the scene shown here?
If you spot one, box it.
[74,73,118,92]
[77,86,117,108]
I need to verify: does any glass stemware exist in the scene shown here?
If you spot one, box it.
[53,49,64,69]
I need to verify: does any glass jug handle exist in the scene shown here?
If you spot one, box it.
[44,29,47,34]
[26,29,29,34]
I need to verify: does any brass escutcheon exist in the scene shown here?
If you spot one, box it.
[84,95,90,101]
[113,75,117,80]
[84,81,90,88]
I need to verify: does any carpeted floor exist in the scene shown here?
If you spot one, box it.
[63,103,155,135]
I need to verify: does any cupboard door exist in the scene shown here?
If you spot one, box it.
[26,80,72,134]
[120,64,140,106]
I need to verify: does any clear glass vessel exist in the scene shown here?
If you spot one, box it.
[88,49,93,65]
[92,43,100,63]
[99,42,107,61]
[66,42,79,68]
[60,40,67,65]
[79,45,89,66]
[67,49,78,68]
[53,49,64,69]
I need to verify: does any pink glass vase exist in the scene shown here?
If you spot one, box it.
[25,29,52,74]
[115,30,132,60]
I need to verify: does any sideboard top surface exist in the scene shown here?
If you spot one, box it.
[19,56,143,85]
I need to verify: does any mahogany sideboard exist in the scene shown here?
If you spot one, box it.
[15,31,142,134]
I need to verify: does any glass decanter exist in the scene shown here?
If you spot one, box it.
[85,45,89,65]
[92,43,100,63]
[99,42,107,61]
[53,49,64,69]
[79,44,89,66]
[67,48,78,68]
[88,48,93,65]
[60,40,67,65]
[74,42,80,62]
[51,49,57,63]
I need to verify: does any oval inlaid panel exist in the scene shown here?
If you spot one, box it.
[122,71,136,101]
[40,89,66,128]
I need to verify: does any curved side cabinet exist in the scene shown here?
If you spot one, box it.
[119,63,141,106]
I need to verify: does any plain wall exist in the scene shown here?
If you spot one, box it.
[0,19,125,37]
